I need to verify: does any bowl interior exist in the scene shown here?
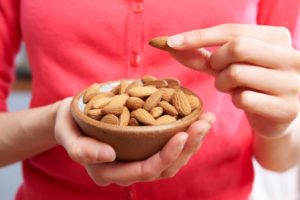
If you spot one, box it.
[78,80,135,113]
[74,79,202,134]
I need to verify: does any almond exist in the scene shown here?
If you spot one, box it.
[111,84,120,95]
[93,92,114,98]
[150,107,163,118]
[126,80,143,93]
[84,92,114,114]
[164,77,181,88]
[102,94,129,116]
[87,109,102,120]
[143,90,162,111]
[119,79,128,94]
[187,94,200,111]
[83,83,100,103]
[128,86,158,98]
[82,77,201,127]
[172,89,191,116]
[101,114,119,125]
[156,115,177,125]
[144,79,168,88]
[128,117,140,126]
[119,107,130,126]
[149,36,173,51]
[160,88,175,102]
[92,97,112,109]
[131,108,157,125]
[126,97,145,111]
[159,101,178,116]
[142,75,157,84]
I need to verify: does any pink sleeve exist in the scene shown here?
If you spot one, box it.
[0,0,22,111]
[257,0,300,49]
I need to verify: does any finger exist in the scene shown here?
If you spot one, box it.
[55,98,115,164]
[169,48,217,76]
[210,37,299,71]
[167,24,291,50]
[90,132,188,185]
[160,119,212,178]
[199,112,216,124]
[215,64,298,95]
[231,89,296,122]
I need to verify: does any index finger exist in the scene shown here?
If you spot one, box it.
[167,24,291,50]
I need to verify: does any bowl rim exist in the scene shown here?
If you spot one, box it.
[71,80,203,135]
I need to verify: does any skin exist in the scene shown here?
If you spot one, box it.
[0,97,214,186]
[167,24,300,172]
[0,23,299,186]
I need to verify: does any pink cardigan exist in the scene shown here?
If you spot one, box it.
[1,0,300,199]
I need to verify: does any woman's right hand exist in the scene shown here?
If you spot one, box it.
[54,97,214,186]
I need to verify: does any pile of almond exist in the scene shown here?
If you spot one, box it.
[82,76,201,126]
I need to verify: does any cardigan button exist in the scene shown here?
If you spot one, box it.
[130,52,142,67]
[133,1,144,13]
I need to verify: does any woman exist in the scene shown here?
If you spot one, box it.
[1,0,300,199]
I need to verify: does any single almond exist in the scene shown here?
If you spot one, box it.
[102,94,129,116]
[126,97,145,111]
[172,89,192,116]
[111,84,120,95]
[128,86,158,98]
[144,79,168,88]
[142,75,157,84]
[160,88,175,102]
[128,117,140,126]
[143,90,162,111]
[84,92,114,114]
[119,107,130,126]
[156,115,177,125]
[119,79,128,94]
[164,77,181,88]
[87,109,102,120]
[187,94,200,111]
[180,87,193,95]
[83,83,100,103]
[150,107,163,118]
[101,114,119,125]
[159,101,178,116]
[131,108,157,125]
[102,105,124,116]
[149,36,173,51]
[92,97,112,109]
[126,80,143,93]
[93,92,114,98]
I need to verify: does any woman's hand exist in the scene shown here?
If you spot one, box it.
[55,98,214,186]
[167,24,300,138]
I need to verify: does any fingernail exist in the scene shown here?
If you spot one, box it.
[167,34,185,48]
[197,125,210,141]
[210,115,216,124]
[97,147,115,162]
[201,127,210,140]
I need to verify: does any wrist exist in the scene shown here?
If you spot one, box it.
[21,101,61,150]
[253,113,300,171]
[254,112,300,140]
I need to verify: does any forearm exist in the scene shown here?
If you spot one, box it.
[253,115,300,172]
[0,102,60,167]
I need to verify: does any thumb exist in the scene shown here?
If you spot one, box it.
[55,97,116,164]
[169,48,217,76]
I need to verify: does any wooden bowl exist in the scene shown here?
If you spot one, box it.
[71,80,202,161]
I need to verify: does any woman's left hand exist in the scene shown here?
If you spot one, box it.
[166,24,300,138]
